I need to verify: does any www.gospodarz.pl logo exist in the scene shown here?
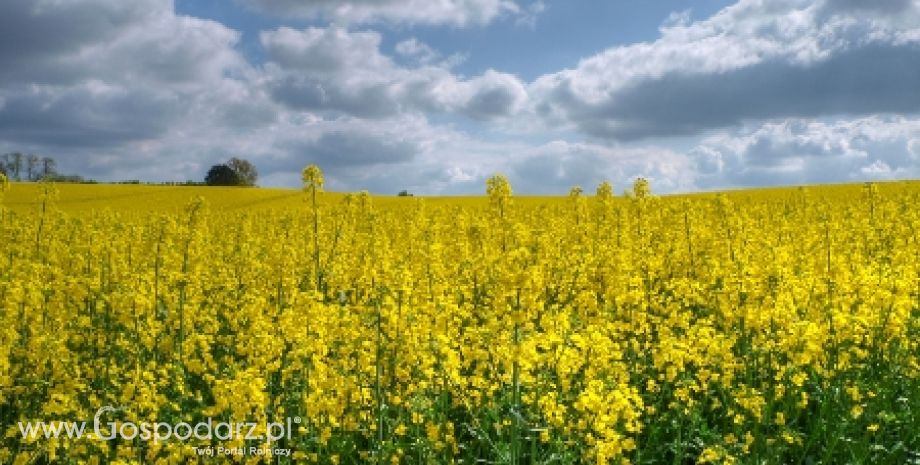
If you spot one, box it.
[18,406,299,456]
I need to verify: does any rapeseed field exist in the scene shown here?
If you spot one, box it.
[1,169,919,464]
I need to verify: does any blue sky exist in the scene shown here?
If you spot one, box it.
[2,0,920,194]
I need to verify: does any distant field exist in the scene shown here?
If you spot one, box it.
[1,182,502,214]
[2,178,920,465]
[4,180,920,214]
[3,183,314,214]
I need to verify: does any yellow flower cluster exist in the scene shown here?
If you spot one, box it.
[1,177,919,464]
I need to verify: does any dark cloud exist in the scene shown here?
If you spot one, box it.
[240,0,524,26]
[0,1,158,84]
[819,0,914,15]
[511,150,607,193]
[565,44,920,140]
[460,72,528,120]
[252,130,430,193]
[260,27,387,74]
[330,164,456,194]
[464,87,518,119]
[300,131,419,167]
[0,85,178,147]
[216,101,279,129]
[267,76,400,119]
[532,0,920,143]
[0,1,240,89]
[264,131,419,174]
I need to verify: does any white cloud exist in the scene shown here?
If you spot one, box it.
[514,1,546,28]
[395,38,439,65]
[0,0,245,87]
[509,141,694,194]
[691,116,920,188]
[659,9,692,32]
[909,139,920,160]
[260,26,528,120]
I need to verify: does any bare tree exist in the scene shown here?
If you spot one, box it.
[41,157,57,179]
[26,154,39,181]
[10,152,23,181]
[227,157,258,186]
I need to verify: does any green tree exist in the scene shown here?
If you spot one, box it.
[204,164,240,186]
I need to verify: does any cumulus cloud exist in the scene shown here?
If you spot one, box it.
[691,116,920,188]
[260,26,528,120]
[239,0,529,27]
[0,0,244,87]
[531,0,920,140]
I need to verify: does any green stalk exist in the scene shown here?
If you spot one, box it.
[312,185,321,292]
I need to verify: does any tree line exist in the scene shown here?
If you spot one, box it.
[1,153,261,187]
[0,153,59,181]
